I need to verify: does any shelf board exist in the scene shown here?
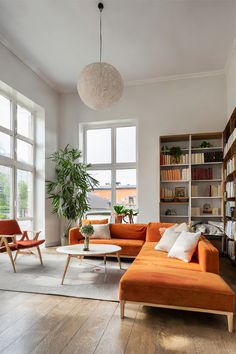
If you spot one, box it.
[161,180,189,183]
[191,162,222,166]
[160,202,189,205]
[160,215,189,218]
[191,215,223,218]
[160,164,189,168]
[191,146,223,151]
[191,179,222,182]
[191,196,222,199]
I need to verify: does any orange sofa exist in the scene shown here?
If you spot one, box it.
[69,222,234,331]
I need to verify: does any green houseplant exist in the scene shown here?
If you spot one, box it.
[46,145,98,241]
[169,146,183,164]
[123,208,139,224]
[80,224,94,251]
[113,205,127,223]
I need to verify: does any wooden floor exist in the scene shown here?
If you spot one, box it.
[0,257,235,354]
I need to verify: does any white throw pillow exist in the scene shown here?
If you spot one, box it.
[155,228,181,252]
[168,230,201,263]
[90,224,111,239]
[174,222,189,232]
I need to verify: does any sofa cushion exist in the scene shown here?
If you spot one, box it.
[90,224,111,239]
[78,238,144,257]
[119,257,234,313]
[168,230,201,262]
[109,224,147,240]
[146,222,174,242]
[82,218,108,225]
[155,227,180,252]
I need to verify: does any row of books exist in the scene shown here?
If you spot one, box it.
[160,187,174,198]
[225,201,235,218]
[225,220,236,240]
[224,127,236,157]
[191,184,222,197]
[226,181,236,198]
[160,154,189,165]
[191,207,221,216]
[160,169,189,181]
[191,151,223,164]
[225,155,236,176]
[192,168,213,180]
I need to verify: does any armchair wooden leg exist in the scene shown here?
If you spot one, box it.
[14,250,19,262]
[4,241,16,273]
[117,252,121,269]
[120,300,125,319]
[227,313,234,333]
[36,246,43,265]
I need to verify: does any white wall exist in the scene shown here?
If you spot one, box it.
[59,74,226,223]
[226,43,236,116]
[0,42,60,246]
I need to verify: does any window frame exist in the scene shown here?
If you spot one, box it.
[82,121,137,209]
[0,90,35,226]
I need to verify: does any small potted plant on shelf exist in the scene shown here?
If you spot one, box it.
[80,224,94,251]
[169,146,183,164]
[200,141,212,148]
[123,208,139,224]
[113,205,127,223]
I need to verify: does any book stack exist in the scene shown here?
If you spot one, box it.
[191,185,199,197]
[191,207,200,216]
[212,208,221,216]
[192,168,213,180]
[160,154,189,165]
[226,181,236,198]
[225,220,236,240]
[209,184,222,197]
[226,155,236,176]
[160,168,189,181]
[160,187,174,199]
[191,151,223,164]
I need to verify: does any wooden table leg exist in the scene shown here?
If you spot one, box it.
[117,252,121,269]
[61,255,71,285]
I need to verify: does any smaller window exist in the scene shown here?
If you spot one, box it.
[0,132,11,158]
[88,170,112,210]
[116,126,136,163]
[17,169,33,219]
[0,95,11,129]
[17,139,33,164]
[86,128,111,164]
[116,169,137,208]
[0,165,12,219]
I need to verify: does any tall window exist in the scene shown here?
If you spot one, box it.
[83,124,137,212]
[0,93,35,230]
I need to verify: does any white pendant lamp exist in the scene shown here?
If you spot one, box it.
[77,2,123,110]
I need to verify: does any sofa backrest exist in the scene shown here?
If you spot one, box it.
[146,222,174,242]
[109,224,147,240]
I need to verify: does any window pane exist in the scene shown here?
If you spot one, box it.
[0,165,12,219]
[0,95,11,129]
[18,220,33,232]
[17,139,33,164]
[86,129,111,164]
[116,126,136,163]
[17,169,33,218]
[17,105,32,138]
[88,170,111,210]
[116,169,137,207]
[0,132,11,158]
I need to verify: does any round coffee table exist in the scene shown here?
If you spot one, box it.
[57,244,122,285]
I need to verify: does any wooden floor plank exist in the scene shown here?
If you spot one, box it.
[94,302,139,354]
[0,294,63,352]
[32,299,99,354]
[61,300,118,354]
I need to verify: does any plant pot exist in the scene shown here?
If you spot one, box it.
[114,214,124,224]
[83,234,90,251]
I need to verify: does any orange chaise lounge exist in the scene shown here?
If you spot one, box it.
[69,222,235,332]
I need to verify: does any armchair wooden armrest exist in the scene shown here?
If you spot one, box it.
[21,230,41,241]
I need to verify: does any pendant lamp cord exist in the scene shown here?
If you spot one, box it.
[98,2,104,63]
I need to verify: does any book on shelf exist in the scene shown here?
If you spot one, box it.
[191,207,200,216]
[225,220,236,241]
[209,184,222,197]
[160,168,189,181]
[160,153,189,165]
[192,167,213,180]
[191,185,198,197]
[225,201,235,218]
[226,181,236,198]
[191,151,222,164]
[226,154,236,176]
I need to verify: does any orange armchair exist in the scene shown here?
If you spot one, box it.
[0,219,44,272]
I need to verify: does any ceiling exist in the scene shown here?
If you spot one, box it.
[0,0,236,93]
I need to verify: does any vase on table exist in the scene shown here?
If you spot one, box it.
[83,234,90,251]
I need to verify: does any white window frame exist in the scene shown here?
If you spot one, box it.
[81,121,137,208]
[0,90,35,226]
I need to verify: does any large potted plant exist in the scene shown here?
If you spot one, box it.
[46,145,98,244]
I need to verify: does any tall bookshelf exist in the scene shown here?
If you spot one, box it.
[223,107,236,265]
[159,133,223,231]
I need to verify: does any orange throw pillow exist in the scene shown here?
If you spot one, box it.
[82,218,109,225]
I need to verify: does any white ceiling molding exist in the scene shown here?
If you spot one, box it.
[0,33,60,93]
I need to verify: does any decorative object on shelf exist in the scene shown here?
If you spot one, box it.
[165,209,177,216]
[80,224,94,251]
[113,205,126,223]
[200,141,212,148]
[175,187,186,198]
[77,2,123,110]
[46,145,99,243]
[123,208,139,224]
[161,145,169,154]
[169,146,183,164]
[202,203,212,214]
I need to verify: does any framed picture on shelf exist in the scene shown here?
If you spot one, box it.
[175,187,186,198]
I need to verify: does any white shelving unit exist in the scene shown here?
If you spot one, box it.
[159,133,223,224]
